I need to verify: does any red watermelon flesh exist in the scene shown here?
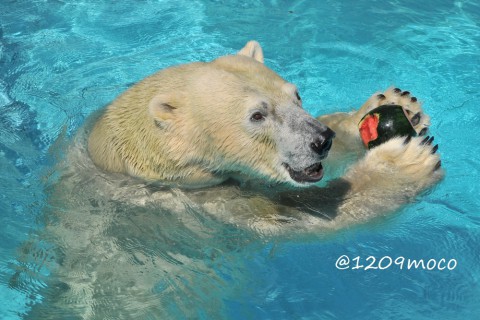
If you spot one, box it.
[359,114,379,147]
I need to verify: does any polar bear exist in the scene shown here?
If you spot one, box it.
[86,40,442,230]
[24,41,443,319]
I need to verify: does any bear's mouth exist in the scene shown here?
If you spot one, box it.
[283,162,324,183]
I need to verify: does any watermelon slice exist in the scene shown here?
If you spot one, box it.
[358,105,417,149]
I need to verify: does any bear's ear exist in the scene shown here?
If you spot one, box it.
[237,40,264,63]
[148,94,177,122]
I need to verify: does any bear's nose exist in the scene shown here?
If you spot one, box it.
[310,128,335,157]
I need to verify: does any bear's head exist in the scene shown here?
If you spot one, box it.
[88,41,334,187]
[145,41,335,187]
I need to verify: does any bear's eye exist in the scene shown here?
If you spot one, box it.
[295,91,301,101]
[250,112,265,122]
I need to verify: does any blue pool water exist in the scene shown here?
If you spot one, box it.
[1,0,479,319]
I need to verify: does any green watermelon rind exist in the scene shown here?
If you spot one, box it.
[359,105,417,149]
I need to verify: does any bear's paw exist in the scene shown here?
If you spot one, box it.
[357,87,430,136]
[361,135,443,191]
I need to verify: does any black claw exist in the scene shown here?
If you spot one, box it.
[427,136,434,145]
[404,135,412,145]
[431,144,439,154]
[411,97,418,102]
[419,127,428,136]
[421,136,430,145]
[393,88,401,93]
[377,93,386,100]
[434,160,442,171]
[410,112,421,126]
[401,91,410,96]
